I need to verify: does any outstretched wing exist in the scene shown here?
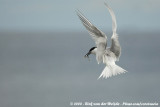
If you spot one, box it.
[76,10,107,63]
[104,2,121,60]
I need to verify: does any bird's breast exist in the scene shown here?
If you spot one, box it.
[102,51,116,64]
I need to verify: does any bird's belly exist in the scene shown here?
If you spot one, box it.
[103,54,116,65]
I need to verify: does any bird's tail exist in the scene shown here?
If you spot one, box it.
[98,64,127,79]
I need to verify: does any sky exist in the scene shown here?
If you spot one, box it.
[0,0,160,32]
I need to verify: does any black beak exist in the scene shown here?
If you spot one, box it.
[84,51,91,58]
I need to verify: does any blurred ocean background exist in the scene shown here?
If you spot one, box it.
[0,31,160,107]
[0,0,160,107]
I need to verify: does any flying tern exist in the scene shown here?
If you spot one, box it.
[76,2,127,79]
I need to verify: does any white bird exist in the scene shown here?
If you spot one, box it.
[76,2,127,79]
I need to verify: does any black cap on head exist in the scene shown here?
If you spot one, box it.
[89,47,96,52]
[84,47,96,59]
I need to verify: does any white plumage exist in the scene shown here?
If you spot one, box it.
[76,2,127,79]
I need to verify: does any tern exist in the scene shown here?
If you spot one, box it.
[76,2,127,79]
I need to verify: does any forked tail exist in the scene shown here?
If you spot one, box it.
[98,64,127,79]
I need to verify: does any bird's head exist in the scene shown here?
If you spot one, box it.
[84,47,97,60]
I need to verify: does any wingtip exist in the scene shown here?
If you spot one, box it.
[75,9,79,12]
[76,9,83,15]
[104,1,108,7]
[104,2,110,9]
[75,9,80,15]
[76,9,83,20]
[75,9,84,19]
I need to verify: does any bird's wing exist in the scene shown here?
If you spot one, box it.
[104,2,121,60]
[76,10,107,63]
